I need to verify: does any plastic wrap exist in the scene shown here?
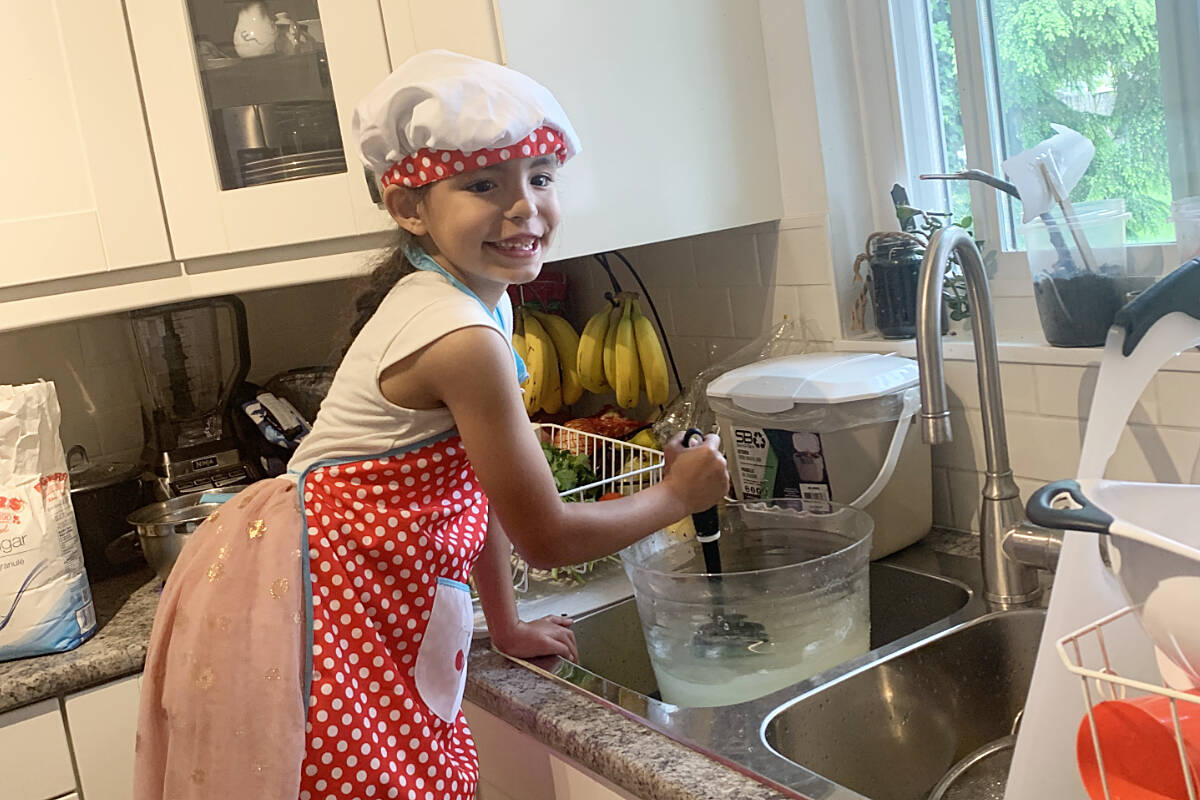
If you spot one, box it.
[653,319,813,443]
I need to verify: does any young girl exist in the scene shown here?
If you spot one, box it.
[134,50,728,800]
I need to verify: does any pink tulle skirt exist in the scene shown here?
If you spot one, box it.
[134,478,307,800]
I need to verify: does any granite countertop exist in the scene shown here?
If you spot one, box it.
[0,530,986,800]
[0,566,159,712]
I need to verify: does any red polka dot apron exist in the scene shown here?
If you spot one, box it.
[297,432,488,800]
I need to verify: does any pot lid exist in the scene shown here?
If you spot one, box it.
[705,352,919,413]
[68,446,143,492]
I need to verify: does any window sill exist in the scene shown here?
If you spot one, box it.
[833,333,1200,373]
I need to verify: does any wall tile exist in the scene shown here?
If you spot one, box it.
[1036,364,1156,424]
[930,408,986,472]
[95,407,144,456]
[767,225,834,286]
[1035,365,1094,419]
[795,285,840,340]
[691,230,761,288]
[706,337,756,367]
[947,468,984,532]
[932,466,953,528]
[667,336,710,384]
[80,365,142,411]
[77,315,137,367]
[943,362,1036,414]
[670,288,734,338]
[999,364,1039,414]
[1107,424,1200,484]
[1157,372,1200,429]
[769,286,803,328]
[623,238,696,289]
[944,360,979,409]
[1007,414,1083,482]
[729,287,771,339]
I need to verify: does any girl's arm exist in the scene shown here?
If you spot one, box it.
[387,325,728,569]
[471,509,576,661]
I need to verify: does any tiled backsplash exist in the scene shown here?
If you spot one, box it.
[0,280,357,463]
[933,361,1200,533]
[553,218,837,383]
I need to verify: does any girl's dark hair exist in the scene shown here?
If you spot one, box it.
[341,231,417,355]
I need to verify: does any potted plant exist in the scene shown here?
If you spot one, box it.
[851,189,986,338]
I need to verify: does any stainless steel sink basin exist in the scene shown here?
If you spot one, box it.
[571,561,972,700]
[762,608,1044,800]
[505,542,1048,800]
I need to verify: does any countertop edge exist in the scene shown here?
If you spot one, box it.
[465,648,797,800]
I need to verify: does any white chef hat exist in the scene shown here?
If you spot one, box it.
[352,49,581,189]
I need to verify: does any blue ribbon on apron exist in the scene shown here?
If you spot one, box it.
[401,240,529,384]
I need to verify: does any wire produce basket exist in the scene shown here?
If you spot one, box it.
[511,423,664,590]
[1058,606,1200,800]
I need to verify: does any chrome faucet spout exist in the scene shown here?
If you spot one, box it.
[915,227,1045,608]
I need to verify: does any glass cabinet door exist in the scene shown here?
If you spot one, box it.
[187,1,346,191]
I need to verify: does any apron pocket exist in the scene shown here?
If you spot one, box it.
[414,577,473,723]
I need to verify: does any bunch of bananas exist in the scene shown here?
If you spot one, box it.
[577,293,670,408]
[513,306,584,415]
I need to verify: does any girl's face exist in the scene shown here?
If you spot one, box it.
[388,156,561,301]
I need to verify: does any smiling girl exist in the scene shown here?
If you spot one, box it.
[134,50,728,800]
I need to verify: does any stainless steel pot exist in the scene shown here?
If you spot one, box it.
[125,494,225,581]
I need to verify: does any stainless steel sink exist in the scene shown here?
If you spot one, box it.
[570,561,972,700]
[762,608,1044,800]
[504,542,1048,800]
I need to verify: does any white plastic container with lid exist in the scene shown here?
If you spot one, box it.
[706,352,930,559]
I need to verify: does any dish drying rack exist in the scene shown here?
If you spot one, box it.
[1058,606,1200,799]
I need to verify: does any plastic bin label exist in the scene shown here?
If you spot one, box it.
[732,426,832,503]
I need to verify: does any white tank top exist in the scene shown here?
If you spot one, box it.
[288,270,515,473]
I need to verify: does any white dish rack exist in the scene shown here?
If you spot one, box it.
[1058,606,1200,799]
[471,422,664,634]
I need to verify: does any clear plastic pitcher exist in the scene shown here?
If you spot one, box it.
[620,499,872,708]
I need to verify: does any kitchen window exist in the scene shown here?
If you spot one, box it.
[885,0,1194,311]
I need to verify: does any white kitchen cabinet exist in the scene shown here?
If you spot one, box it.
[64,675,141,800]
[125,0,395,260]
[0,700,77,800]
[380,0,783,261]
[464,700,639,800]
[1,0,171,288]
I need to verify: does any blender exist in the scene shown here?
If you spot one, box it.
[129,296,257,497]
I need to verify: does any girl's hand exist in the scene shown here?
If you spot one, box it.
[492,615,578,662]
[662,431,729,514]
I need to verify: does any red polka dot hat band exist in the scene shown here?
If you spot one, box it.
[379,125,568,189]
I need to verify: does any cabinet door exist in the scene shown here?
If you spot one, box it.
[125,0,394,260]
[1,0,171,288]
[378,0,502,66]
[496,0,782,260]
[0,700,77,800]
[64,675,141,800]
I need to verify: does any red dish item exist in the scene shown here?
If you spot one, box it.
[1077,694,1200,799]
[508,271,568,313]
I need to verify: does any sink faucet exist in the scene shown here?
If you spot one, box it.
[915,227,1061,608]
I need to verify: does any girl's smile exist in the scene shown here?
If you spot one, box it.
[385,155,561,307]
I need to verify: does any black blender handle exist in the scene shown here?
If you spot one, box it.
[1025,480,1114,535]
[682,428,720,539]
[1113,257,1200,356]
